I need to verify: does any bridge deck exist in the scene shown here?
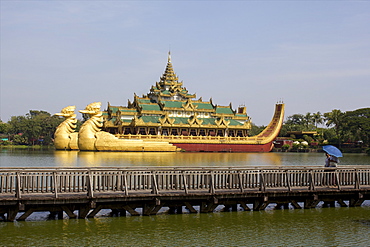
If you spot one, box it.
[1,166,369,221]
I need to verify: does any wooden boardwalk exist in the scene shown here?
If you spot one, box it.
[1,166,370,221]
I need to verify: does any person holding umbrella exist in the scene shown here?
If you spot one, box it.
[325,152,339,167]
[322,145,343,186]
[323,145,343,167]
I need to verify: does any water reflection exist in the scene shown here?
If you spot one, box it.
[55,151,283,167]
[54,151,79,166]
[1,149,369,167]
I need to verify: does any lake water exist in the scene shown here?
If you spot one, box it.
[1,149,370,246]
[1,149,370,168]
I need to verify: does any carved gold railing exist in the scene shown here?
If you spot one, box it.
[116,134,269,144]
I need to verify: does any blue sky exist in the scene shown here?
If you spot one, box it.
[1,1,369,125]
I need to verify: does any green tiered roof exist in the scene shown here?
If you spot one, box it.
[148,52,196,100]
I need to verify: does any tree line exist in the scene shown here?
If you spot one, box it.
[278,108,370,148]
[1,108,369,149]
[0,111,73,146]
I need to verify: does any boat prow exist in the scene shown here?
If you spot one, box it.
[244,103,285,151]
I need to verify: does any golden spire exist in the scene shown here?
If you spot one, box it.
[160,51,177,86]
[146,52,196,100]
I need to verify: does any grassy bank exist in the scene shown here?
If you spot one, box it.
[0,145,55,150]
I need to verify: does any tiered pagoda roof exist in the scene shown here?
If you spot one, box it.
[148,52,196,101]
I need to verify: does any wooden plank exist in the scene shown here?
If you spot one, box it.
[337,199,348,207]
[116,172,121,192]
[150,205,162,215]
[87,205,103,218]
[290,200,302,209]
[200,202,208,213]
[53,172,58,198]
[61,206,77,218]
[304,199,320,209]
[309,171,315,191]
[17,208,35,221]
[152,173,159,194]
[259,172,265,191]
[253,200,266,211]
[143,204,157,216]
[16,173,21,199]
[78,205,91,219]
[7,207,19,222]
[349,193,365,207]
[355,170,360,189]
[123,172,129,196]
[122,205,140,216]
[182,172,188,194]
[253,196,269,211]
[286,172,291,191]
[238,173,244,192]
[209,172,215,194]
[184,202,197,213]
[207,202,218,212]
[239,202,251,211]
[349,199,365,207]
[87,172,94,198]
[335,172,341,190]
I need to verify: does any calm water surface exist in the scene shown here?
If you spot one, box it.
[1,149,370,246]
[1,149,370,167]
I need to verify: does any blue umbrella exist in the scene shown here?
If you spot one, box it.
[323,145,343,157]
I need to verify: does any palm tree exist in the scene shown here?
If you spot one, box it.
[312,111,323,128]
[324,109,344,146]
[303,112,313,130]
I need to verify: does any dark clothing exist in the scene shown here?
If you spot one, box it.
[325,155,339,167]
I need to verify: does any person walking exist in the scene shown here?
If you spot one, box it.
[325,152,339,167]
[324,152,339,186]
[322,145,342,186]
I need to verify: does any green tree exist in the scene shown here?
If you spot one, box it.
[7,110,63,145]
[302,134,314,143]
[278,108,369,149]
[284,114,305,132]
[12,133,28,145]
[249,123,265,136]
[0,121,9,134]
[322,128,336,143]
[285,114,304,125]
[283,113,316,132]
[8,116,28,136]
[342,108,370,146]
[303,112,313,129]
[312,111,323,128]
[324,109,345,145]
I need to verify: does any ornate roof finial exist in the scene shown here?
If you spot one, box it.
[144,52,196,100]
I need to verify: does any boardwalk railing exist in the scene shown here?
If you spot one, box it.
[1,167,370,199]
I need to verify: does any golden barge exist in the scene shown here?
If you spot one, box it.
[54,53,284,152]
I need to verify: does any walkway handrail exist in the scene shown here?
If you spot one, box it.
[1,167,369,199]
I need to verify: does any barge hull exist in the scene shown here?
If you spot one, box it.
[173,142,274,152]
